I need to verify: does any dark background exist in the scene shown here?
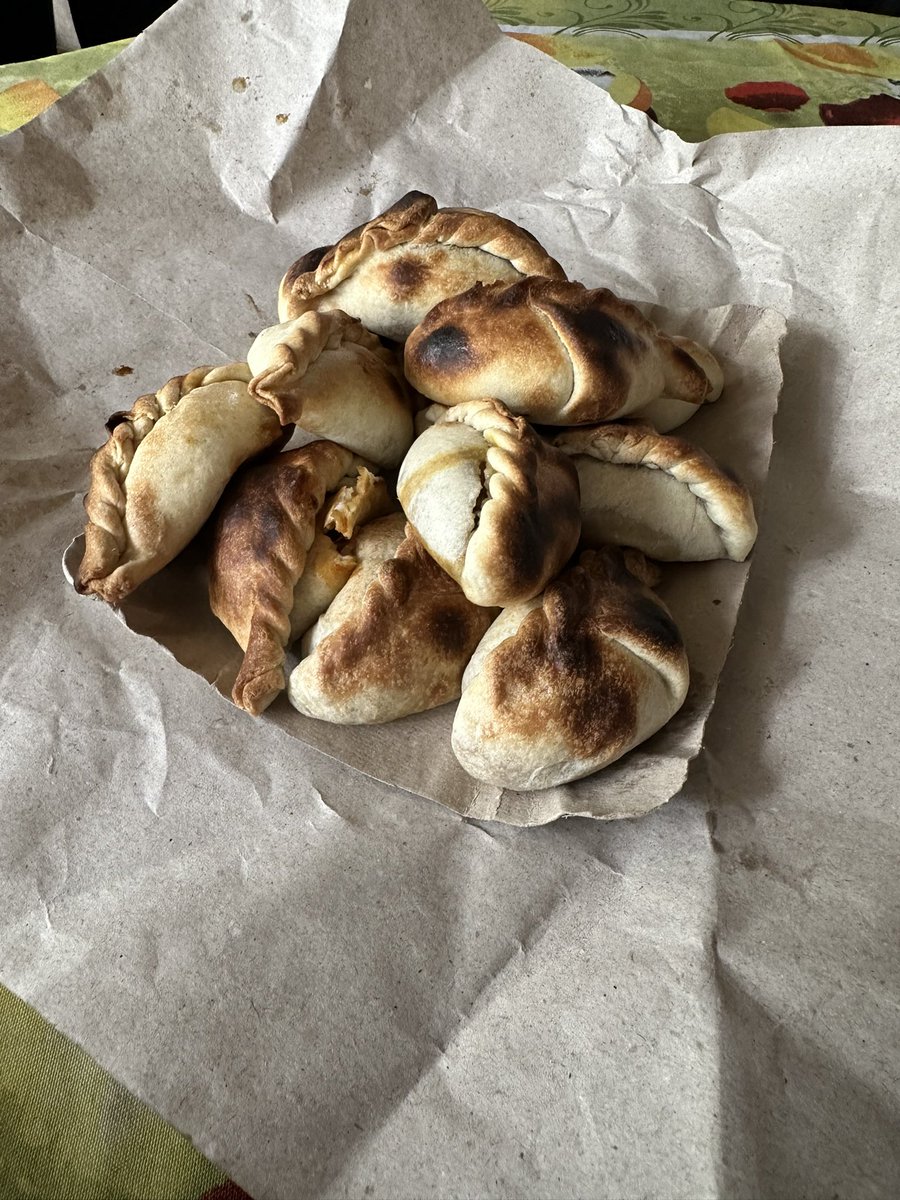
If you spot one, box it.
[15,0,900,61]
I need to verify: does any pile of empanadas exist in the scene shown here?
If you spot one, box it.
[75,191,758,795]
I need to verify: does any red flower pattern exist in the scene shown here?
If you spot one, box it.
[819,94,900,125]
[724,81,809,113]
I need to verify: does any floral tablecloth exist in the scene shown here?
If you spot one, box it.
[2,2,898,1198]
[3,2,900,140]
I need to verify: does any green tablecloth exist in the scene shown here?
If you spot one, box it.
[2,2,898,1198]
[3,2,900,139]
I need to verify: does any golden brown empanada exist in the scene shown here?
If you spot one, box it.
[397,399,580,608]
[554,421,757,561]
[247,310,414,467]
[289,522,495,724]
[209,441,395,715]
[404,278,723,424]
[77,364,282,605]
[451,548,690,791]
[277,191,566,341]
[288,527,356,646]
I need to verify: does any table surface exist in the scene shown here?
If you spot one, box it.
[1,2,898,1198]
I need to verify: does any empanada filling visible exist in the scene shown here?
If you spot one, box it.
[323,465,393,539]
[287,465,394,648]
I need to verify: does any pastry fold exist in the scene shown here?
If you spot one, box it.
[77,363,282,605]
[289,519,495,724]
[554,421,757,561]
[248,310,414,467]
[404,278,723,424]
[398,399,581,608]
[451,548,690,791]
[278,191,566,341]
[209,442,394,715]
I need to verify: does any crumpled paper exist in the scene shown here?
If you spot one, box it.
[2,1,899,1198]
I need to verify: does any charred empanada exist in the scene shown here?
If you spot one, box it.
[404,278,723,425]
[248,310,413,468]
[77,364,282,605]
[451,548,690,791]
[278,191,566,341]
[554,421,757,562]
[289,521,495,724]
[209,442,395,715]
[397,399,580,608]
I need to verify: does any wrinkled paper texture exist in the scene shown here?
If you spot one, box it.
[1,1,899,1198]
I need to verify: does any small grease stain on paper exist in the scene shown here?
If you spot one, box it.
[244,292,264,318]
[275,113,289,125]
[240,9,253,21]
[203,118,222,135]
[112,365,133,376]
[232,77,249,93]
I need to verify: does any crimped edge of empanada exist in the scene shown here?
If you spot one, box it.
[210,442,361,716]
[76,363,253,600]
[554,421,758,562]
[278,191,566,319]
[435,398,580,605]
[248,310,399,426]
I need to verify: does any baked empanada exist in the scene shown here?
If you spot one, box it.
[451,548,690,791]
[248,310,413,468]
[77,364,282,605]
[288,527,356,646]
[209,442,394,715]
[278,191,566,342]
[397,399,580,608]
[554,421,757,561]
[404,278,723,425]
[289,521,495,724]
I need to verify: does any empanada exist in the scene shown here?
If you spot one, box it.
[404,278,723,424]
[248,310,413,468]
[278,191,566,342]
[288,527,356,646]
[209,441,394,715]
[554,421,757,562]
[397,399,581,608]
[631,339,724,431]
[289,521,495,724]
[77,364,282,605]
[451,548,690,791]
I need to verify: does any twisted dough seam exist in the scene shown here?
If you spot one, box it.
[554,421,757,561]
[230,488,322,716]
[280,191,565,315]
[440,397,543,521]
[248,310,394,424]
[76,363,251,596]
